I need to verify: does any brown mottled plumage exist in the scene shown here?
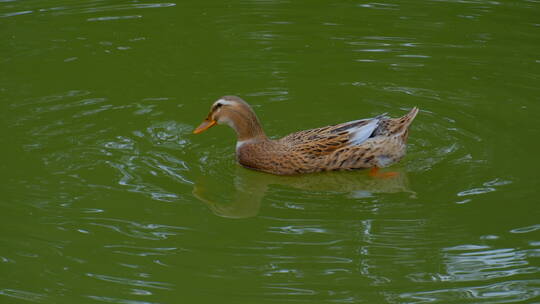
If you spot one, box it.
[193,96,419,175]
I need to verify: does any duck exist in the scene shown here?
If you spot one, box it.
[193,96,418,176]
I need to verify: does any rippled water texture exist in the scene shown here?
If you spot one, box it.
[1,0,539,303]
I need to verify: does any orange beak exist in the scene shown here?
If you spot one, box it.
[193,119,217,134]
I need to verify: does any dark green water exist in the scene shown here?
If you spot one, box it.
[2,0,540,303]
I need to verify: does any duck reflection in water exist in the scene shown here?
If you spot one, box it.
[193,167,414,219]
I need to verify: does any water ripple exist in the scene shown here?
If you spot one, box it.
[511,224,540,234]
[87,295,160,304]
[105,244,185,257]
[84,217,189,240]
[457,178,512,198]
[441,246,539,281]
[0,10,32,17]
[0,289,47,303]
[399,279,540,303]
[6,90,198,203]
[87,15,142,22]
[1,1,176,18]
[86,273,173,290]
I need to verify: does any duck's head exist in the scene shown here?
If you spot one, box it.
[193,96,266,141]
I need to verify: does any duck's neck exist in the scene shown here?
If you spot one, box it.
[224,108,267,142]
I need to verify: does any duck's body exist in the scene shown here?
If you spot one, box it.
[194,96,418,175]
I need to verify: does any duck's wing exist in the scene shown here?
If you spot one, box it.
[279,118,381,156]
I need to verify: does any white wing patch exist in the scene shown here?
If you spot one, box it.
[348,119,379,145]
[215,98,235,106]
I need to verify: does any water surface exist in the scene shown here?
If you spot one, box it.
[1,0,539,303]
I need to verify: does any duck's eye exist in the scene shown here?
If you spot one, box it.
[216,103,223,108]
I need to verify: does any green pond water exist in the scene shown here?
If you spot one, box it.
[2,0,540,303]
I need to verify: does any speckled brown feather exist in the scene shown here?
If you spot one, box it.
[196,96,419,175]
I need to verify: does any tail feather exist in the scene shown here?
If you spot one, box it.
[401,107,419,129]
[391,107,418,137]
[372,107,419,137]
